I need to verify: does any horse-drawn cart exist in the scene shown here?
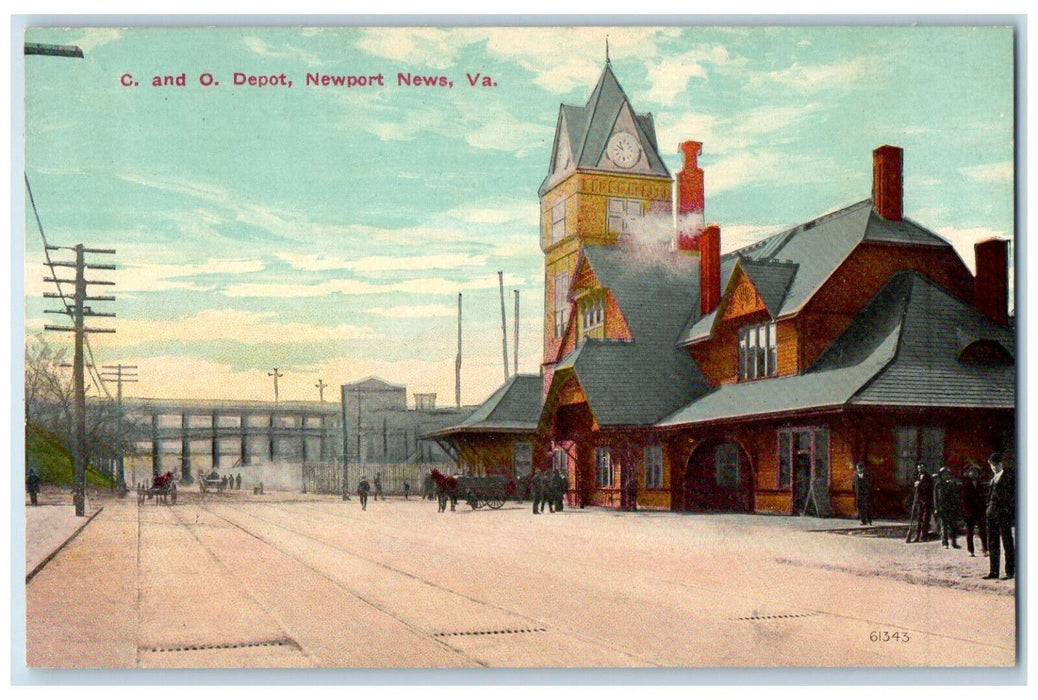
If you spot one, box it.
[137,471,178,505]
[198,472,227,494]
[431,469,511,511]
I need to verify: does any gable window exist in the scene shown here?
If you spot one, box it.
[595,446,614,487]
[895,426,945,486]
[738,321,778,380]
[644,445,663,489]
[550,201,567,244]
[579,292,605,339]
[607,197,643,234]
[553,271,570,339]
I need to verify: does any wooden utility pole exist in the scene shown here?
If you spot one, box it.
[456,293,462,408]
[101,363,138,489]
[268,368,283,405]
[498,271,509,382]
[43,243,116,516]
[339,384,350,500]
[513,289,519,375]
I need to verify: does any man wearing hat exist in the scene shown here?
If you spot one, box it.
[983,452,1015,580]
[852,462,872,526]
[357,475,371,511]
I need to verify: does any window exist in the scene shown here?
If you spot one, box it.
[896,426,945,486]
[738,322,778,380]
[715,443,740,488]
[644,445,663,489]
[777,427,830,490]
[553,448,567,473]
[513,442,533,479]
[550,201,566,244]
[595,447,614,487]
[553,271,570,339]
[607,197,643,234]
[579,293,605,338]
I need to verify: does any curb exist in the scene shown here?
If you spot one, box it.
[25,505,105,585]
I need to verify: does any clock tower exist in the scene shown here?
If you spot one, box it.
[538,60,674,385]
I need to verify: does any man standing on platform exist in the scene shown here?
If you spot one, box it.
[983,452,1015,580]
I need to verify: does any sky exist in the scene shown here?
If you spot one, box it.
[20,25,1015,406]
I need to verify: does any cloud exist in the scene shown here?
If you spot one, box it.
[751,57,876,93]
[640,46,731,105]
[112,259,265,293]
[364,304,457,318]
[354,27,467,70]
[959,161,1014,185]
[67,28,123,53]
[242,35,323,66]
[96,309,379,348]
[222,272,527,299]
[276,251,487,273]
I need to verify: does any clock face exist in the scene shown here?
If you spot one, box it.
[606,132,640,168]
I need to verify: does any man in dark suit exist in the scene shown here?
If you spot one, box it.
[982,452,1015,580]
[852,462,872,525]
[960,461,988,557]
[912,463,935,541]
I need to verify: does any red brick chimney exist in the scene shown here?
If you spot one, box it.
[699,224,721,315]
[975,238,1009,325]
[872,145,903,221]
[675,140,704,251]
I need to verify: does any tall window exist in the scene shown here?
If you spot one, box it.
[777,427,830,490]
[739,322,778,380]
[553,448,567,473]
[896,426,945,485]
[550,201,566,244]
[513,442,533,479]
[607,197,643,234]
[644,445,663,489]
[595,447,614,487]
[553,271,570,338]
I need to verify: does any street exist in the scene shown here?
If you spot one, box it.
[25,489,1016,668]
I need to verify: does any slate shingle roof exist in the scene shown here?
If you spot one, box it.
[659,271,1014,427]
[679,200,960,345]
[545,241,711,427]
[423,374,543,437]
[540,62,669,196]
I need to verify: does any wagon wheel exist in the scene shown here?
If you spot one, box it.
[488,495,505,509]
[169,483,178,505]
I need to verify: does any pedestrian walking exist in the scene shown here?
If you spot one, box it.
[403,481,410,500]
[552,469,567,512]
[983,452,1015,580]
[531,470,544,514]
[852,462,873,525]
[235,473,242,490]
[932,465,960,549]
[912,463,934,541]
[26,466,41,506]
[358,475,371,511]
[960,461,988,557]
[625,473,638,511]
[374,473,384,501]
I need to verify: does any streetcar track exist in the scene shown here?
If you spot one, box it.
[202,499,660,667]
[150,502,316,666]
[188,501,489,667]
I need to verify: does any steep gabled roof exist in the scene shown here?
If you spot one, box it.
[737,258,799,316]
[539,62,670,195]
[678,200,961,345]
[544,241,711,427]
[660,271,1014,427]
[424,374,543,437]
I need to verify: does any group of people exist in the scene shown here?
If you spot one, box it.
[355,472,386,511]
[853,452,1015,581]
[199,470,242,491]
[530,468,567,514]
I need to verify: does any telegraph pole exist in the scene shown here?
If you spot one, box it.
[456,293,462,408]
[315,378,328,403]
[43,244,116,516]
[100,363,138,490]
[498,271,509,382]
[514,289,520,375]
[339,384,350,500]
[268,368,283,405]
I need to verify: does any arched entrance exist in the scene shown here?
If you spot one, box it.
[682,439,754,513]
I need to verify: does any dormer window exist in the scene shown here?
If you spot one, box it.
[607,197,643,234]
[579,291,605,339]
[553,271,570,339]
[551,201,567,244]
[738,321,778,380]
